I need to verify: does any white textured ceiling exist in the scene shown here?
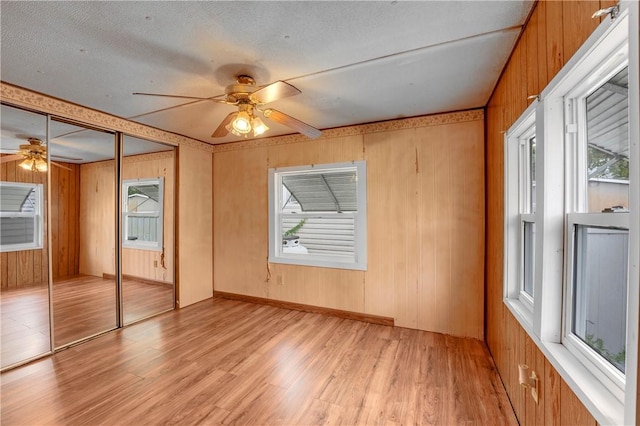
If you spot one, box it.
[1,0,534,156]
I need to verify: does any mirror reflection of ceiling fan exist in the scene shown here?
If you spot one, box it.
[0,138,80,172]
[134,75,322,140]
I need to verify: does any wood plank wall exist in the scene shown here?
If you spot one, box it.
[1,159,80,289]
[79,152,175,283]
[485,1,619,424]
[79,160,116,278]
[177,144,213,307]
[213,112,485,339]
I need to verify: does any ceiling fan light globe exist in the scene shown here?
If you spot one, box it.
[225,122,248,138]
[35,157,48,172]
[252,116,269,136]
[18,158,33,171]
[232,111,252,134]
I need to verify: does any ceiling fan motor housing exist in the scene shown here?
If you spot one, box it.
[225,75,262,104]
[20,138,46,154]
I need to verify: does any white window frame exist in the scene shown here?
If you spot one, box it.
[268,161,367,271]
[503,3,639,424]
[0,182,44,252]
[122,177,164,252]
[562,52,630,402]
[504,102,537,326]
[564,213,628,401]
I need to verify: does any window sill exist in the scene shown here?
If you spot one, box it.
[541,342,623,426]
[268,256,366,271]
[504,299,623,425]
[504,298,533,332]
[122,244,162,252]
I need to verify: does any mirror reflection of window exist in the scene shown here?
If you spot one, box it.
[121,135,175,325]
[0,104,51,369]
[0,182,43,251]
[122,178,164,250]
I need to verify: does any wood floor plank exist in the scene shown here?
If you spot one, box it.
[1,274,175,369]
[1,297,516,425]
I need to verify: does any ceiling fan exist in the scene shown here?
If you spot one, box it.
[134,75,322,139]
[0,138,79,172]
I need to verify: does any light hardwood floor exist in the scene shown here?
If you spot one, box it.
[1,297,516,425]
[1,275,174,367]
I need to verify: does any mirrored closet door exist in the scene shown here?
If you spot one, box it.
[1,106,177,368]
[0,105,51,368]
[49,119,118,348]
[121,135,175,324]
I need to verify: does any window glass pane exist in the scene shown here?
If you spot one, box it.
[528,136,536,214]
[123,179,163,249]
[125,216,159,242]
[523,221,535,297]
[0,184,41,250]
[280,170,356,260]
[586,67,629,213]
[572,225,628,373]
[127,183,159,211]
[282,171,357,212]
[0,217,35,245]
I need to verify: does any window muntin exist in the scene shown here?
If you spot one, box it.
[122,178,164,251]
[0,182,43,252]
[268,161,367,270]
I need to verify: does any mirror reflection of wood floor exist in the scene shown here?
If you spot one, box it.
[1,275,174,367]
[1,297,517,425]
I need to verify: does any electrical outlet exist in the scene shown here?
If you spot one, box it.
[277,276,284,286]
[154,260,158,267]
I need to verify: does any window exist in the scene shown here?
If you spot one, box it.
[504,104,537,320]
[268,161,367,270]
[564,64,629,397]
[122,178,164,251]
[504,5,638,424]
[0,182,43,252]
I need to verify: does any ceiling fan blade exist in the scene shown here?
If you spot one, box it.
[250,81,301,104]
[52,161,73,171]
[133,92,226,102]
[0,154,23,163]
[263,109,322,139]
[211,112,236,138]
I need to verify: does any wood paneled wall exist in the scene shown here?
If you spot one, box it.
[485,1,618,424]
[213,112,485,339]
[79,160,116,278]
[79,152,175,283]
[177,144,213,307]
[1,159,80,289]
